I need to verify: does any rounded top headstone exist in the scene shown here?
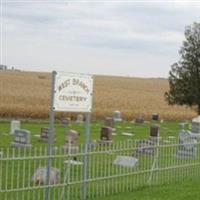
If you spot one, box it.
[179,123,185,130]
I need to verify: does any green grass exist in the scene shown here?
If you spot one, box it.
[0,120,184,147]
[96,178,200,200]
[0,120,199,200]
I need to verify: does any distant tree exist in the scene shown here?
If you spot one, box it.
[165,22,200,114]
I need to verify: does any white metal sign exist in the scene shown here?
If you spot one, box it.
[54,71,93,112]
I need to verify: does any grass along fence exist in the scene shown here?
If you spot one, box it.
[0,139,200,200]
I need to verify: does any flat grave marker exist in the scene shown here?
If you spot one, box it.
[32,167,60,185]
[113,156,138,168]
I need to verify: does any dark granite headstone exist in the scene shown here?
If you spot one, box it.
[152,113,159,121]
[150,124,160,137]
[135,116,144,124]
[39,128,49,142]
[100,126,112,145]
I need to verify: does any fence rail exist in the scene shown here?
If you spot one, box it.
[0,138,200,200]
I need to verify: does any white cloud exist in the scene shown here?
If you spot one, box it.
[2,1,200,77]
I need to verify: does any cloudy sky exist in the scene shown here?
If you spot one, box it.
[1,0,200,77]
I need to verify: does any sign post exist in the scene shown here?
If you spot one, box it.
[45,71,56,200]
[45,71,93,200]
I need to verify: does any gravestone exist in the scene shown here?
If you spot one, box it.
[136,140,155,155]
[105,117,115,128]
[122,126,134,136]
[113,156,138,168]
[10,120,21,135]
[152,113,159,121]
[63,129,79,154]
[191,116,200,133]
[99,126,112,145]
[11,129,32,148]
[112,111,122,122]
[39,128,49,142]
[176,128,197,158]
[61,117,71,127]
[150,124,160,142]
[32,167,60,185]
[76,114,84,124]
[135,116,144,124]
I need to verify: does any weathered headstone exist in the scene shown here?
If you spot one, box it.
[136,140,155,155]
[11,129,32,148]
[191,116,200,133]
[113,156,138,168]
[76,114,84,124]
[10,120,20,135]
[112,111,122,122]
[135,116,144,124]
[61,117,71,127]
[39,128,49,142]
[105,117,115,128]
[176,127,197,158]
[32,167,60,185]
[99,126,112,145]
[63,129,79,154]
[152,113,159,121]
[150,124,160,141]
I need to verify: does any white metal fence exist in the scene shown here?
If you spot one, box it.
[0,139,200,200]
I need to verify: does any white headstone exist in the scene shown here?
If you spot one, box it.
[191,116,200,133]
[10,120,20,135]
[113,156,138,168]
[176,130,197,158]
[112,111,122,122]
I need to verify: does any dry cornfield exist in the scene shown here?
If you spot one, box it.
[0,70,196,120]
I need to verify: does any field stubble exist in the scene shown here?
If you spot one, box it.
[0,71,196,120]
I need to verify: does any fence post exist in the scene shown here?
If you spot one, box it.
[148,136,160,185]
[45,71,56,200]
[81,113,91,200]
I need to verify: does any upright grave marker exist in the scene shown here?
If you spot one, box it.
[176,123,197,158]
[100,126,113,145]
[152,113,159,121]
[10,120,20,135]
[112,110,122,122]
[11,129,32,148]
[45,71,93,200]
[191,116,200,134]
[63,129,79,154]
[76,114,84,124]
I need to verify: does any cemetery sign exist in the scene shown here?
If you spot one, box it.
[54,72,93,112]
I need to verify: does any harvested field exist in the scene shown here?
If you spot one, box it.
[0,70,196,120]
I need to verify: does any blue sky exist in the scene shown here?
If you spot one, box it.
[1,0,200,77]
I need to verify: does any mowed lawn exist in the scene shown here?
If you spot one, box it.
[0,120,199,200]
[0,120,183,147]
[97,178,200,200]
